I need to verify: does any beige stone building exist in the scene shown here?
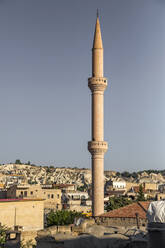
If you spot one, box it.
[7,184,61,210]
[143,182,158,191]
[62,190,91,213]
[53,183,76,192]
[125,182,139,192]
[0,199,44,230]
[156,193,165,200]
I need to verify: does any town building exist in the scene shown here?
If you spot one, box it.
[158,183,165,193]
[105,179,126,192]
[156,193,165,200]
[125,182,139,192]
[52,183,76,192]
[98,201,150,227]
[0,189,7,199]
[0,199,44,231]
[143,182,158,192]
[61,189,91,213]
[7,184,61,210]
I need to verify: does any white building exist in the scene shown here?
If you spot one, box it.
[112,181,126,189]
[105,179,126,192]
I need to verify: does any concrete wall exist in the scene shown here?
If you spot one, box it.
[0,199,44,230]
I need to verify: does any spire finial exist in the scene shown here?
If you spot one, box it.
[97,9,99,18]
[93,9,103,49]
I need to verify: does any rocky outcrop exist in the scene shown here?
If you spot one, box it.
[0,164,165,189]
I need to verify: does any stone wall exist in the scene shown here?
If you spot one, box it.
[68,204,91,212]
[21,231,37,246]
[96,217,147,227]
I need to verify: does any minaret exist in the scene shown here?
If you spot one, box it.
[88,13,108,217]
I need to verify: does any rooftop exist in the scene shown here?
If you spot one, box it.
[101,201,150,219]
[52,184,74,188]
[132,186,146,193]
[0,198,44,202]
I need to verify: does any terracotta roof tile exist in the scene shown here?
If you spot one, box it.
[52,184,74,188]
[133,186,146,193]
[101,201,150,219]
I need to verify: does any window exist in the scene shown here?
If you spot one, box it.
[48,194,50,199]
[30,191,33,195]
[57,194,59,199]
[51,194,54,199]
[24,191,27,197]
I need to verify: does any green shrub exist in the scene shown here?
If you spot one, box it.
[0,225,8,246]
[47,210,83,226]
[105,196,133,211]
[137,184,145,201]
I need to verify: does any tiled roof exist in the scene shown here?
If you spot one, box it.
[53,184,74,188]
[101,201,150,219]
[133,186,146,193]
[105,190,125,195]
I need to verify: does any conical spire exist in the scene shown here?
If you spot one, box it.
[93,14,103,49]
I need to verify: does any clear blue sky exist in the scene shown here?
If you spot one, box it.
[0,0,165,171]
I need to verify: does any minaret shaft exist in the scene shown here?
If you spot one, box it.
[88,16,108,217]
[92,154,104,215]
[92,92,104,141]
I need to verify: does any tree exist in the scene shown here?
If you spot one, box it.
[0,225,9,246]
[15,159,22,164]
[121,171,131,178]
[131,172,138,179]
[77,183,88,192]
[46,210,83,226]
[105,196,133,211]
[116,172,121,177]
[137,184,145,201]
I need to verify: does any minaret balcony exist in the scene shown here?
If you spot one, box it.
[88,141,108,155]
[88,77,108,92]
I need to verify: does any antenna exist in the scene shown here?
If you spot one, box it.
[97,9,99,18]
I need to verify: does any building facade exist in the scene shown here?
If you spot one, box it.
[0,199,44,231]
[7,184,61,210]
